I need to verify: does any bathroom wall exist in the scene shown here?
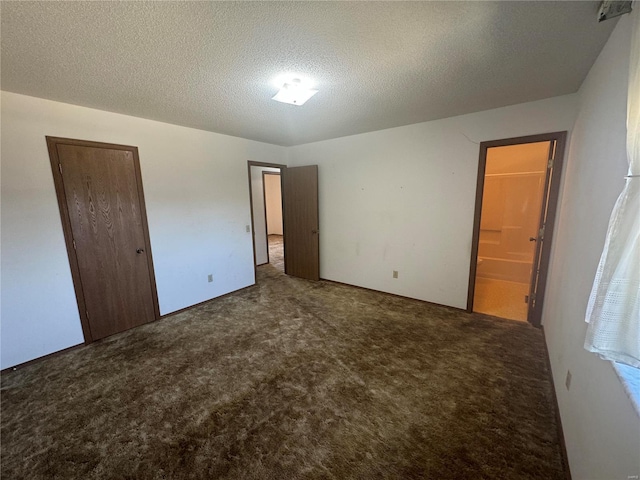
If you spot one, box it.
[477,142,549,283]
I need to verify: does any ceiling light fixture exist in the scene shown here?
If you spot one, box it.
[272,78,318,106]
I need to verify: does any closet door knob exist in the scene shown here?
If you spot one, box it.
[136,248,145,254]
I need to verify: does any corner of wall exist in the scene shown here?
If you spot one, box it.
[541,13,640,479]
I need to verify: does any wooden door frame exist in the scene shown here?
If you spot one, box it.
[466,131,567,327]
[247,161,286,274]
[46,136,160,343]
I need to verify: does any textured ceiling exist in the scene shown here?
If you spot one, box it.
[1,1,616,146]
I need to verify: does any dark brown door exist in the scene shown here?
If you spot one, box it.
[47,137,159,342]
[527,138,563,326]
[282,165,319,281]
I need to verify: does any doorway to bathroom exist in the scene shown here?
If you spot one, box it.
[467,132,566,326]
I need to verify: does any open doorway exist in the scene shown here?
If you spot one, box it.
[263,171,284,272]
[468,132,566,326]
[248,161,320,282]
[248,162,284,271]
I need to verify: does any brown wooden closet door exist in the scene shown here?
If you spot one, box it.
[282,165,319,281]
[56,143,156,340]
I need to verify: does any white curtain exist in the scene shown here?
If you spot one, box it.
[585,12,640,368]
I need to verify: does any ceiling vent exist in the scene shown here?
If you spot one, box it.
[597,0,632,22]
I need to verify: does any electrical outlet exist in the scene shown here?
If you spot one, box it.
[565,370,572,390]
[393,270,398,279]
[246,225,251,233]
[207,274,213,283]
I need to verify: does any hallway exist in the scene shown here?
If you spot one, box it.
[268,234,284,272]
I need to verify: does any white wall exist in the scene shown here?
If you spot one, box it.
[0,92,287,369]
[264,173,283,235]
[288,95,578,308]
[250,166,280,265]
[542,14,640,480]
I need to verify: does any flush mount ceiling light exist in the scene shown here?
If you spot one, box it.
[272,78,318,106]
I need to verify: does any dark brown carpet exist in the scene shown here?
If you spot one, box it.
[1,263,565,479]
[268,234,284,272]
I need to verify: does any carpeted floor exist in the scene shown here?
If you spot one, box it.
[1,263,565,479]
[268,234,284,272]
